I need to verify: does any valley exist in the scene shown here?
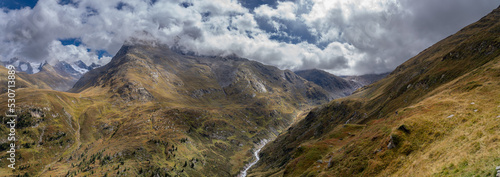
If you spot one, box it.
[0,41,358,176]
[0,4,498,177]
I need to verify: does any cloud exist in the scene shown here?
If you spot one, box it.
[255,2,297,21]
[0,0,498,75]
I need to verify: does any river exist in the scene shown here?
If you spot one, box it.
[238,139,269,177]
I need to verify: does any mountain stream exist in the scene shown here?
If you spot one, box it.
[238,139,269,177]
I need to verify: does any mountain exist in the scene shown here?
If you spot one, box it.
[295,69,363,99]
[341,72,390,86]
[0,42,332,176]
[0,59,102,92]
[70,43,331,105]
[0,65,36,92]
[0,57,40,74]
[17,63,79,91]
[0,57,101,77]
[53,61,85,79]
[72,60,102,75]
[250,6,500,177]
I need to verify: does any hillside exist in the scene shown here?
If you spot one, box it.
[251,6,500,177]
[0,42,331,176]
[295,69,362,99]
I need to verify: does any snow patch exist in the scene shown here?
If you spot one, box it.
[70,64,89,74]
[20,64,28,71]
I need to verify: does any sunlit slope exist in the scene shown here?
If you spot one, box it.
[252,6,500,177]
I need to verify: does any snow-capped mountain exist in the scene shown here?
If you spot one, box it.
[1,58,101,77]
[0,58,41,74]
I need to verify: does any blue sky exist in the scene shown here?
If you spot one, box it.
[0,0,498,75]
[0,0,37,9]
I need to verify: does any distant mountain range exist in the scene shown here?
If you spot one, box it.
[0,58,101,75]
[0,58,101,91]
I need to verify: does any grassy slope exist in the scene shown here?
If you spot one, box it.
[252,6,500,177]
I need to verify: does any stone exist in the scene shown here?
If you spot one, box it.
[327,157,333,168]
[387,135,397,149]
[397,125,410,133]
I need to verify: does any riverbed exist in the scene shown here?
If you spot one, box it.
[238,139,269,177]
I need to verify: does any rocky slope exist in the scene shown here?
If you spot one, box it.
[250,6,500,177]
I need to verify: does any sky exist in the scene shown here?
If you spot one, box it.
[0,0,498,75]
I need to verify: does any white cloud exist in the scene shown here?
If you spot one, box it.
[0,0,498,75]
[255,2,297,21]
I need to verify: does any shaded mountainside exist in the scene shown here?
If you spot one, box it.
[341,72,390,86]
[0,43,331,176]
[295,69,363,99]
[251,6,500,177]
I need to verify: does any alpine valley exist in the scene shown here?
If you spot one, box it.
[0,5,499,177]
[0,38,362,176]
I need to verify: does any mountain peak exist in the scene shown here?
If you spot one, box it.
[71,43,331,105]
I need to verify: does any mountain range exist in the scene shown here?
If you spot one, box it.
[0,5,499,177]
[0,39,373,176]
[0,58,102,92]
